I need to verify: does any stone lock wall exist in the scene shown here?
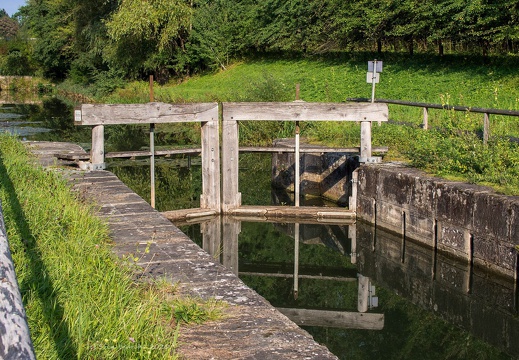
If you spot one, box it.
[356,163,519,278]
[271,139,359,206]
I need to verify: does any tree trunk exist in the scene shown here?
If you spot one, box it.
[377,39,382,54]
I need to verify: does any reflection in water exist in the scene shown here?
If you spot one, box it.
[178,217,515,359]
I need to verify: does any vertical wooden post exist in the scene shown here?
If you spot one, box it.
[222,118,240,212]
[222,217,240,276]
[360,121,372,162]
[149,75,156,208]
[483,112,489,144]
[423,107,429,130]
[349,224,357,264]
[201,217,221,259]
[201,119,221,211]
[91,125,105,170]
[349,169,358,210]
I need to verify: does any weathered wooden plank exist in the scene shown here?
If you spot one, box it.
[76,102,218,125]
[222,102,388,122]
[0,205,36,360]
[277,308,384,330]
[239,146,388,153]
[228,205,356,221]
[222,119,241,212]
[161,208,218,222]
[200,120,220,211]
[239,272,357,282]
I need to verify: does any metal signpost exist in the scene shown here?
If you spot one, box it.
[367,60,383,103]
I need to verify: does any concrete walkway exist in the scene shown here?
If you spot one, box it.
[29,141,338,360]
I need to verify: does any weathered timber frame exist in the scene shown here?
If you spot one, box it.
[74,102,220,212]
[221,102,388,213]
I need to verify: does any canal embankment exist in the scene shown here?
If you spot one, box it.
[356,162,519,279]
[29,141,339,359]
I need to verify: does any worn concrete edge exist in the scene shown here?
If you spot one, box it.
[63,169,339,359]
[0,202,37,360]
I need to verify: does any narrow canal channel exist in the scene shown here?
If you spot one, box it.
[2,99,517,359]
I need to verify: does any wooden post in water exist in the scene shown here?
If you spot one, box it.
[149,75,156,208]
[222,118,240,212]
[201,118,221,211]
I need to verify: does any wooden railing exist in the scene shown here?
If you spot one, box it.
[348,97,519,144]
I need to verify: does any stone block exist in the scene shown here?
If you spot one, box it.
[356,196,375,223]
[438,222,469,256]
[377,200,403,234]
[472,192,512,240]
[377,167,412,206]
[435,182,483,229]
[405,212,434,246]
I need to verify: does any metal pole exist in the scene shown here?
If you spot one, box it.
[371,60,377,103]
[149,75,156,209]
[295,84,301,207]
[294,222,300,300]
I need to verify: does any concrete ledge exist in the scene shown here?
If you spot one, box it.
[65,170,338,359]
[357,162,519,278]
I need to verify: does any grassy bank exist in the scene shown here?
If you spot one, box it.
[0,135,220,359]
[100,53,519,194]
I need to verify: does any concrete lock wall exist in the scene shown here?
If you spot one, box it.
[356,163,519,279]
[271,139,359,206]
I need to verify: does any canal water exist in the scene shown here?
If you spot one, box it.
[2,99,517,359]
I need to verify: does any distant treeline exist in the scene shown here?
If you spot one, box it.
[2,0,519,87]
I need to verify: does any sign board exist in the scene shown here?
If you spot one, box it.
[74,109,82,122]
[368,61,383,73]
[366,72,380,84]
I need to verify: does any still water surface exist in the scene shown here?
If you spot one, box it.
[2,98,517,359]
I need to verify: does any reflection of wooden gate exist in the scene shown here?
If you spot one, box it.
[221,102,388,213]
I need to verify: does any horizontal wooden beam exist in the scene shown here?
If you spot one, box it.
[277,308,384,330]
[228,205,356,222]
[239,146,388,153]
[239,272,356,282]
[75,102,218,125]
[222,102,388,122]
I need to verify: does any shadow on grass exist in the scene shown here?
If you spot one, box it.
[0,156,77,359]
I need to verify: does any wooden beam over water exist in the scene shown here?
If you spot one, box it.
[75,102,218,125]
[222,102,389,122]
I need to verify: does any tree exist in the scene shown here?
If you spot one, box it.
[105,0,192,81]
[0,14,19,39]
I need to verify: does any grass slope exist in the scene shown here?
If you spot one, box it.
[0,135,220,359]
[104,53,519,194]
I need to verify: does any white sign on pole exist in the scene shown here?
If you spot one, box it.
[366,72,380,84]
[368,60,383,73]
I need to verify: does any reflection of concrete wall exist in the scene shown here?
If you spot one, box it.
[357,163,518,278]
[271,138,359,206]
[356,221,519,357]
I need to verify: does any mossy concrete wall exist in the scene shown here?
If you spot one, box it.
[356,163,519,278]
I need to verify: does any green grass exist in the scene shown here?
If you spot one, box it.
[0,135,222,359]
[102,53,519,194]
